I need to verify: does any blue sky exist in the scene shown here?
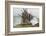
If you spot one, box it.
[13,8,39,18]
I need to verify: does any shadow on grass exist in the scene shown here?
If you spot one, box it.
[13,23,39,28]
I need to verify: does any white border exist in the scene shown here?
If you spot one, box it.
[10,5,42,32]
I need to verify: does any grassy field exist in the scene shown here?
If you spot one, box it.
[13,23,39,28]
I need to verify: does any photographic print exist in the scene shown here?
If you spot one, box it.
[13,8,39,28]
[10,5,44,32]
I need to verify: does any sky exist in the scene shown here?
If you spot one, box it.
[13,8,39,18]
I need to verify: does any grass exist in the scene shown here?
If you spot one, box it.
[13,23,39,28]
